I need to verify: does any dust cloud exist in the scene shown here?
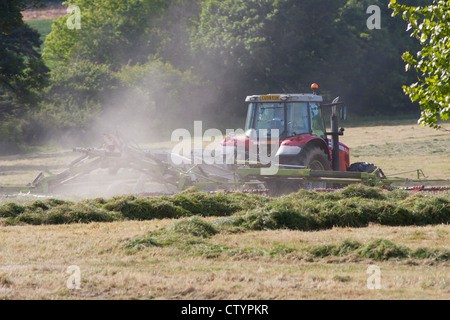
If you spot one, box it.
[2,3,248,200]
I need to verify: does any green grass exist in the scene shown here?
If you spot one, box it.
[1,185,448,227]
[126,224,449,262]
[307,239,449,262]
[120,187,448,261]
[3,184,447,264]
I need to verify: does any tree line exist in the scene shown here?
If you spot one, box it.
[0,0,446,153]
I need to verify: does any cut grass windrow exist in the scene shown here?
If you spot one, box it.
[125,216,449,262]
[307,239,449,262]
[0,185,448,229]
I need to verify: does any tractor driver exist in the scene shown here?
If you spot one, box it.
[270,107,285,132]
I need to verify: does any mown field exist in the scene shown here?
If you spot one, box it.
[2,3,447,302]
[339,119,450,180]
[0,120,449,300]
[0,185,449,300]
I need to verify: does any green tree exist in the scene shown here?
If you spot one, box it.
[0,26,48,110]
[0,0,42,35]
[0,1,49,152]
[192,0,423,119]
[113,58,201,134]
[154,0,202,71]
[40,0,205,138]
[0,0,48,115]
[389,0,450,128]
[43,0,166,70]
[38,60,119,130]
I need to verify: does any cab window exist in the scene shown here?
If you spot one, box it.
[286,102,309,136]
[310,102,326,139]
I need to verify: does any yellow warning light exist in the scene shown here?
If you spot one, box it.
[311,83,319,90]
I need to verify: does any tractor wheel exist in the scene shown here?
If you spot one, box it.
[348,162,386,178]
[266,147,331,196]
[348,162,377,173]
[299,147,331,190]
[301,147,331,171]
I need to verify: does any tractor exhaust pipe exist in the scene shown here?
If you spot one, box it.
[323,96,345,171]
[330,104,342,171]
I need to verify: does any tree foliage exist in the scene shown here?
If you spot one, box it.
[192,0,423,117]
[0,0,43,35]
[40,0,203,138]
[39,60,118,129]
[0,0,49,152]
[0,26,48,110]
[43,0,166,69]
[389,0,450,128]
[0,0,49,116]
[2,0,446,152]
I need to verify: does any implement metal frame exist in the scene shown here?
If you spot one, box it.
[1,148,449,195]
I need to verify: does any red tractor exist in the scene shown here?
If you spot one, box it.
[221,84,352,195]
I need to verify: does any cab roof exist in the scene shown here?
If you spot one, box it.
[245,94,323,103]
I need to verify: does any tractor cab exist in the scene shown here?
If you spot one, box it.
[222,84,350,172]
[244,93,326,141]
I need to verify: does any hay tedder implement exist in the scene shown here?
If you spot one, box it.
[1,84,450,197]
[1,133,448,198]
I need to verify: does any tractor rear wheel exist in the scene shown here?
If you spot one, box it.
[301,147,331,171]
[299,146,331,190]
[266,146,331,196]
